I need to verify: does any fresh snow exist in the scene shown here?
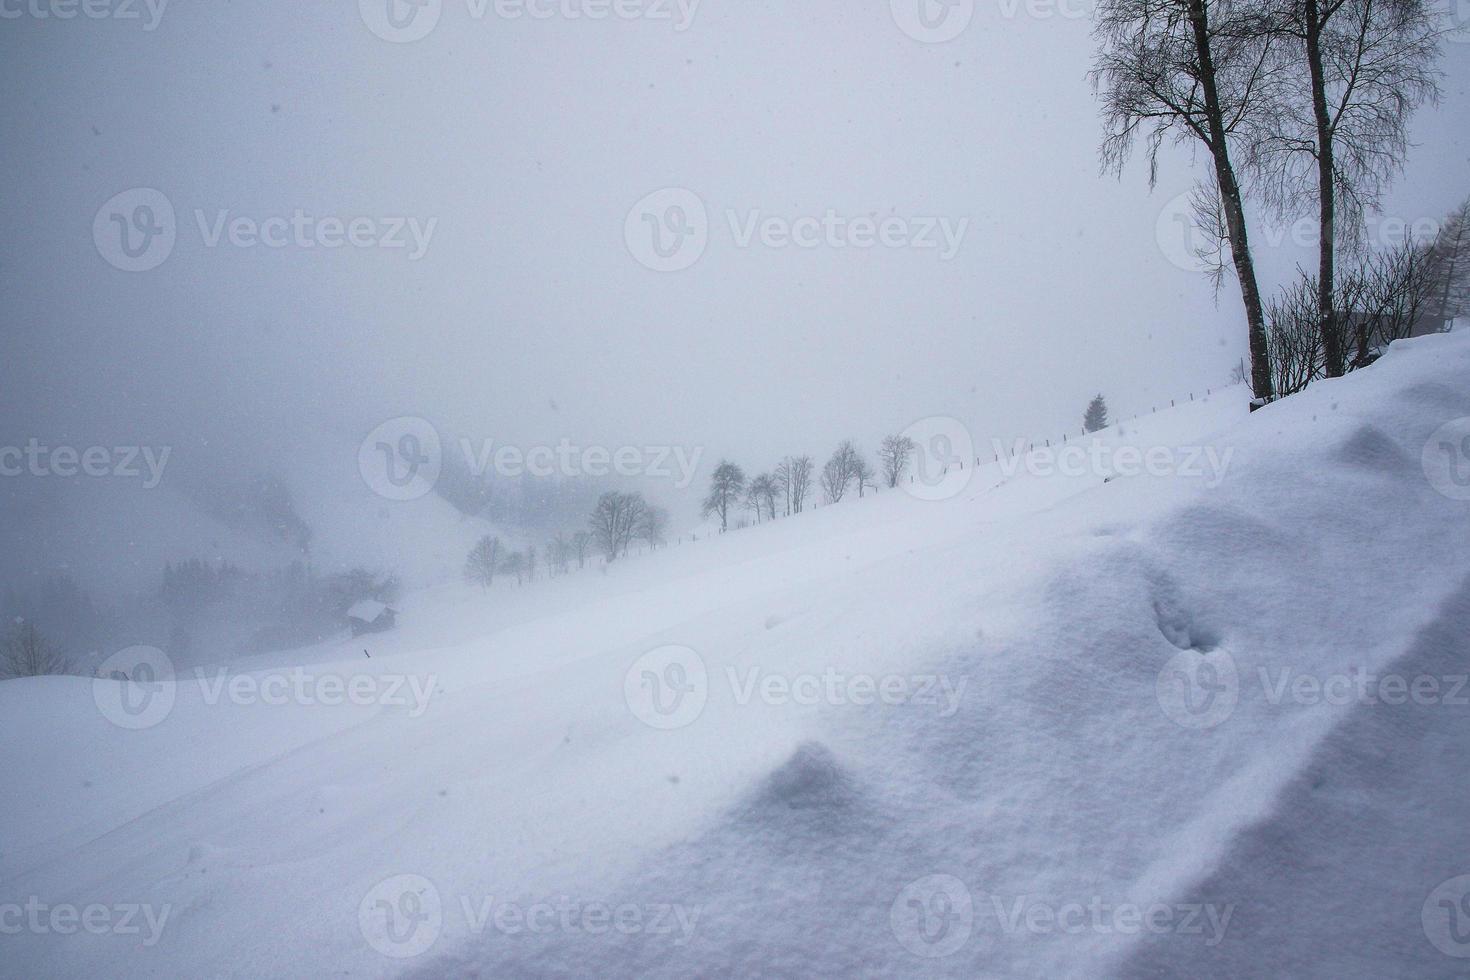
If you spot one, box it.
[3,331,1470,977]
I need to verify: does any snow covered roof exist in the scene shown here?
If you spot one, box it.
[345,599,391,622]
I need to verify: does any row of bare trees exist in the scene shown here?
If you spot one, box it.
[587,491,669,561]
[1093,0,1453,402]
[702,434,923,531]
[465,492,672,590]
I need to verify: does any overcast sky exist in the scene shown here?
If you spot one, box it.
[2,0,1468,591]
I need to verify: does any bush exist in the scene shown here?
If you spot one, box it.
[0,621,74,679]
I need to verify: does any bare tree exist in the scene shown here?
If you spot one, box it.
[1262,238,1430,392]
[1426,196,1470,329]
[820,456,846,504]
[702,461,745,531]
[1351,237,1438,363]
[463,534,502,590]
[744,479,765,523]
[571,530,592,570]
[525,545,538,582]
[0,621,73,679]
[821,441,861,503]
[788,455,814,514]
[879,435,916,488]
[1094,0,1283,400]
[503,551,525,585]
[1248,0,1441,378]
[853,453,876,498]
[1266,270,1326,395]
[590,490,647,560]
[772,457,794,515]
[636,504,669,550]
[746,473,779,520]
[548,533,571,577]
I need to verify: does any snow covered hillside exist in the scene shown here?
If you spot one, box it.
[4,330,1470,978]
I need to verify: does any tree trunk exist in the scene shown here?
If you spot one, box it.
[1305,0,1343,377]
[1439,216,1466,330]
[1187,0,1275,401]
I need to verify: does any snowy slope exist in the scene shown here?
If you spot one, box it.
[3,333,1469,978]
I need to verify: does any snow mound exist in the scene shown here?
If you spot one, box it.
[1332,423,1411,472]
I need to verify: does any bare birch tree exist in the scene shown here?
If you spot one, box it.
[1094,0,1283,400]
[1248,0,1441,378]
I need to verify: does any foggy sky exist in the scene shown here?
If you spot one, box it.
[2,0,1468,594]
